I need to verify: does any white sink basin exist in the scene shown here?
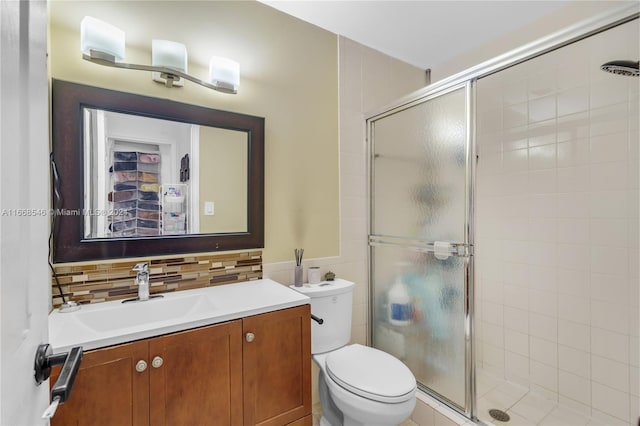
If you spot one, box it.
[75,294,216,333]
[49,278,310,354]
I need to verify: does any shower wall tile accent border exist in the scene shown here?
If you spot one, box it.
[51,251,263,308]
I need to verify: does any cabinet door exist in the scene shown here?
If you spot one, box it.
[149,320,243,426]
[243,305,311,426]
[286,414,313,426]
[50,340,149,426]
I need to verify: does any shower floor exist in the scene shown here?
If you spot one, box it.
[476,370,615,426]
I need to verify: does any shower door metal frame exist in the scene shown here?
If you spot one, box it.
[366,2,638,422]
[366,3,638,122]
[367,80,476,417]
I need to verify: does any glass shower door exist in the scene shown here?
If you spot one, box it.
[368,83,472,411]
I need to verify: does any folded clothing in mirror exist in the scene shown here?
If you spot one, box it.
[114,182,138,191]
[138,191,159,201]
[109,190,160,202]
[138,201,159,211]
[111,228,137,238]
[137,162,160,173]
[113,151,138,161]
[108,190,137,202]
[112,161,137,171]
[108,150,163,237]
[112,171,159,183]
[136,219,159,229]
[139,153,161,164]
[138,172,159,183]
[139,183,159,192]
[109,209,135,222]
[113,151,161,163]
[114,200,137,210]
[137,209,159,220]
[113,171,139,183]
[109,219,135,232]
[112,182,159,192]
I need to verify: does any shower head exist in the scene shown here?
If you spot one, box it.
[600,60,639,77]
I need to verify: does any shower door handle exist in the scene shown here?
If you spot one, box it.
[368,235,472,257]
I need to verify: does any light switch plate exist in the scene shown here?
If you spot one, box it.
[204,201,215,216]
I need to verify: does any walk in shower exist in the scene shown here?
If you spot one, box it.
[368,8,638,426]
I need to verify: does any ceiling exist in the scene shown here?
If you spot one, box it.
[50,0,574,73]
[259,1,572,70]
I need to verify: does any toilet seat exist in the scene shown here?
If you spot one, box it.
[325,344,416,404]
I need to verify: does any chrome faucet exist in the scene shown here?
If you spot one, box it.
[132,262,150,301]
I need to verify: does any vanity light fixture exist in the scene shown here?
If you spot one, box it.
[80,16,240,94]
[151,39,188,87]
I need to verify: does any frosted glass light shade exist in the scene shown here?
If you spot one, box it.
[80,16,125,62]
[152,40,188,72]
[209,57,240,92]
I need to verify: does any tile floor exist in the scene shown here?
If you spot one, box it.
[476,370,617,426]
[312,402,322,426]
[312,370,632,426]
[312,401,419,426]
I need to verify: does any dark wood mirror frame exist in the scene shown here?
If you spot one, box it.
[52,79,264,263]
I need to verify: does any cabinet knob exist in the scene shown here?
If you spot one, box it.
[245,332,255,343]
[152,356,164,369]
[135,360,147,373]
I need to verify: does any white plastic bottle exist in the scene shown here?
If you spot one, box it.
[388,277,412,326]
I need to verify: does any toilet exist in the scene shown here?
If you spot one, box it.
[292,279,416,426]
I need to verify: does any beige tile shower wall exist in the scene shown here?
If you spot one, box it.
[475,20,639,425]
[339,36,427,344]
[51,251,262,308]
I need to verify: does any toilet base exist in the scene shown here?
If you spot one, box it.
[313,347,416,426]
[317,369,415,426]
[319,414,405,426]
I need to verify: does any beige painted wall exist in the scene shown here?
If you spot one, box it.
[48,1,339,263]
[264,35,428,411]
[198,126,248,233]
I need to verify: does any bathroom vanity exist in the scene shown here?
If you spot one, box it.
[48,279,312,426]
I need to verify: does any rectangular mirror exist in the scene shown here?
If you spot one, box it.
[52,79,264,263]
[83,108,248,238]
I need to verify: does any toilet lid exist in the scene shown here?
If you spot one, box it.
[325,344,416,404]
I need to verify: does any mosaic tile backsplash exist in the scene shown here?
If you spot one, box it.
[51,251,262,308]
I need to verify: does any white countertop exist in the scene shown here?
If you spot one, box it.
[49,278,310,354]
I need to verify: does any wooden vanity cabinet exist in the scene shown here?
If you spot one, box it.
[286,415,313,426]
[51,305,311,426]
[149,320,244,426]
[243,304,311,426]
[50,340,150,426]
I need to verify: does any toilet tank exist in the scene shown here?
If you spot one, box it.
[291,279,354,354]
